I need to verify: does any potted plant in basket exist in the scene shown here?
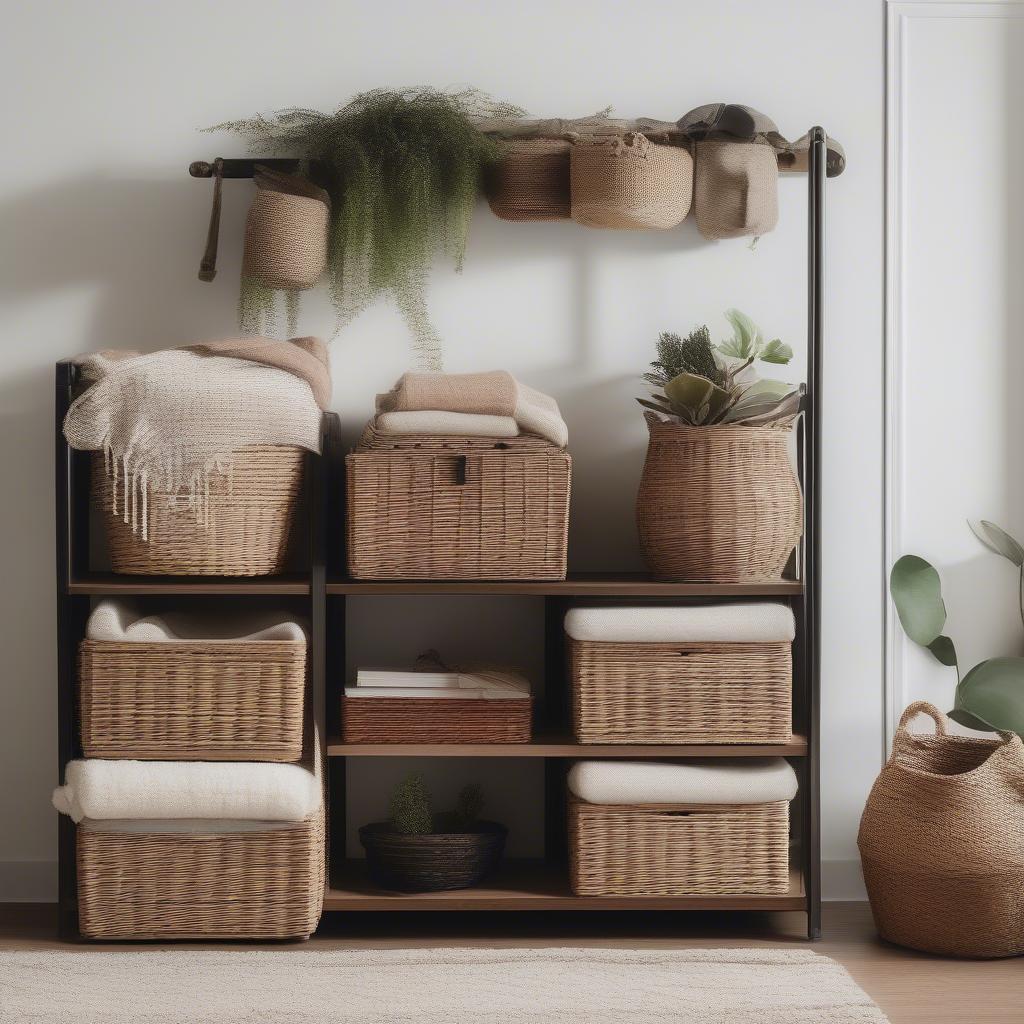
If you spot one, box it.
[359,775,507,893]
[635,310,804,582]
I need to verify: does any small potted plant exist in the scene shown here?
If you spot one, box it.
[635,310,804,581]
[359,775,507,892]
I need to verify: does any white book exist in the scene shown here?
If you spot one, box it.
[344,685,530,700]
[356,669,461,688]
[355,667,530,695]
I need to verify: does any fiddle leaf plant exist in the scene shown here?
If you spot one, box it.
[890,521,1024,738]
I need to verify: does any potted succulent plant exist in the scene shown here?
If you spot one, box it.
[635,310,804,581]
[359,774,507,893]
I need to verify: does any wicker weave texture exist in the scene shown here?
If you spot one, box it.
[94,445,305,576]
[346,432,570,580]
[79,639,306,761]
[858,702,1024,958]
[76,813,324,940]
[486,139,571,221]
[569,797,790,896]
[569,638,792,744]
[636,419,802,582]
[243,188,329,290]
[342,696,532,744]
[570,134,693,229]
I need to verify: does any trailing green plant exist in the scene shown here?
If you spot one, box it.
[638,310,802,426]
[208,88,522,368]
[388,777,489,835]
[890,520,1024,739]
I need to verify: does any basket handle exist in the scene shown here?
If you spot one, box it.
[896,701,949,737]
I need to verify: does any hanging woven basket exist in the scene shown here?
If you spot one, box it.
[693,139,778,240]
[570,133,693,230]
[859,702,1024,959]
[486,138,571,221]
[635,414,802,581]
[242,168,330,290]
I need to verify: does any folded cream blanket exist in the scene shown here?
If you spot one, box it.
[564,603,795,643]
[568,758,798,805]
[376,371,568,447]
[86,599,306,644]
[376,411,521,438]
[53,749,322,824]
[63,339,325,539]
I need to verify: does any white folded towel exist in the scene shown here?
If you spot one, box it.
[53,755,321,824]
[376,411,521,438]
[568,759,798,805]
[86,599,306,644]
[564,603,795,644]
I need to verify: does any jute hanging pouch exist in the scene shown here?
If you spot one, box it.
[693,139,778,240]
[858,701,1024,958]
[570,133,692,230]
[487,138,571,221]
[243,167,330,291]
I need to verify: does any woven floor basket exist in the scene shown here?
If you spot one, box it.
[569,796,790,896]
[359,822,508,892]
[486,139,571,221]
[858,702,1024,958]
[243,181,330,290]
[79,637,306,761]
[570,133,693,229]
[94,445,305,576]
[76,812,324,940]
[636,416,802,582]
[342,696,532,744]
[569,638,792,744]
[346,429,570,580]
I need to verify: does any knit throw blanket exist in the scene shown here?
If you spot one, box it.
[63,339,326,540]
[376,371,568,448]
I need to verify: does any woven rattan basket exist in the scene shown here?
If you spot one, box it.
[79,636,306,761]
[486,139,571,221]
[636,415,802,582]
[570,133,693,229]
[859,702,1024,958]
[342,695,532,744]
[76,812,324,940]
[94,445,305,576]
[346,428,570,580]
[569,795,790,896]
[569,638,792,744]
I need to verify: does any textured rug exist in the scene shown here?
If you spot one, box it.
[0,947,889,1023]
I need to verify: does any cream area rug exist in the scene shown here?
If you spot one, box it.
[0,947,888,1023]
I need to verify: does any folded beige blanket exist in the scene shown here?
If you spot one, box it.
[376,371,568,448]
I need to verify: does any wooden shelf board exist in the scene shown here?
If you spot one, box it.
[324,861,805,912]
[66,573,310,595]
[327,735,808,758]
[328,573,803,597]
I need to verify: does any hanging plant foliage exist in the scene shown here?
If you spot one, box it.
[208,88,522,369]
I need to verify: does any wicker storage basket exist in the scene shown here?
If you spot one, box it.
[636,415,802,582]
[79,636,306,761]
[570,133,693,229]
[486,139,571,221]
[569,795,790,896]
[694,139,778,241]
[342,695,532,744]
[94,445,305,576]
[359,821,507,892]
[346,429,570,580]
[76,811,324,940]
[569,637,792,744]
[859,702,1024,958]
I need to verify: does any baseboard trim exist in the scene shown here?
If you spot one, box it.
[822,859,866,901]
[0,861,57,903]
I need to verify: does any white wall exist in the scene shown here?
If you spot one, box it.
[887,3,1024,735]
[0,0,884,900]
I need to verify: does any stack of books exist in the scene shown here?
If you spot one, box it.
[344,667,530,700]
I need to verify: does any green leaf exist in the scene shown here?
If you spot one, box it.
[947,707,996,733]
[664,372,729,423]
[955,657,1024,738]
[969,520,1024,567]
[927,634,958,667]
[760,339,794,365]
[890,555,947,647]
[718,309,761,360]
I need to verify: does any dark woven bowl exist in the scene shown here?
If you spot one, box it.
[358,821,508,893]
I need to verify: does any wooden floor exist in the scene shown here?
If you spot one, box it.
[1,903,1020,1022]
